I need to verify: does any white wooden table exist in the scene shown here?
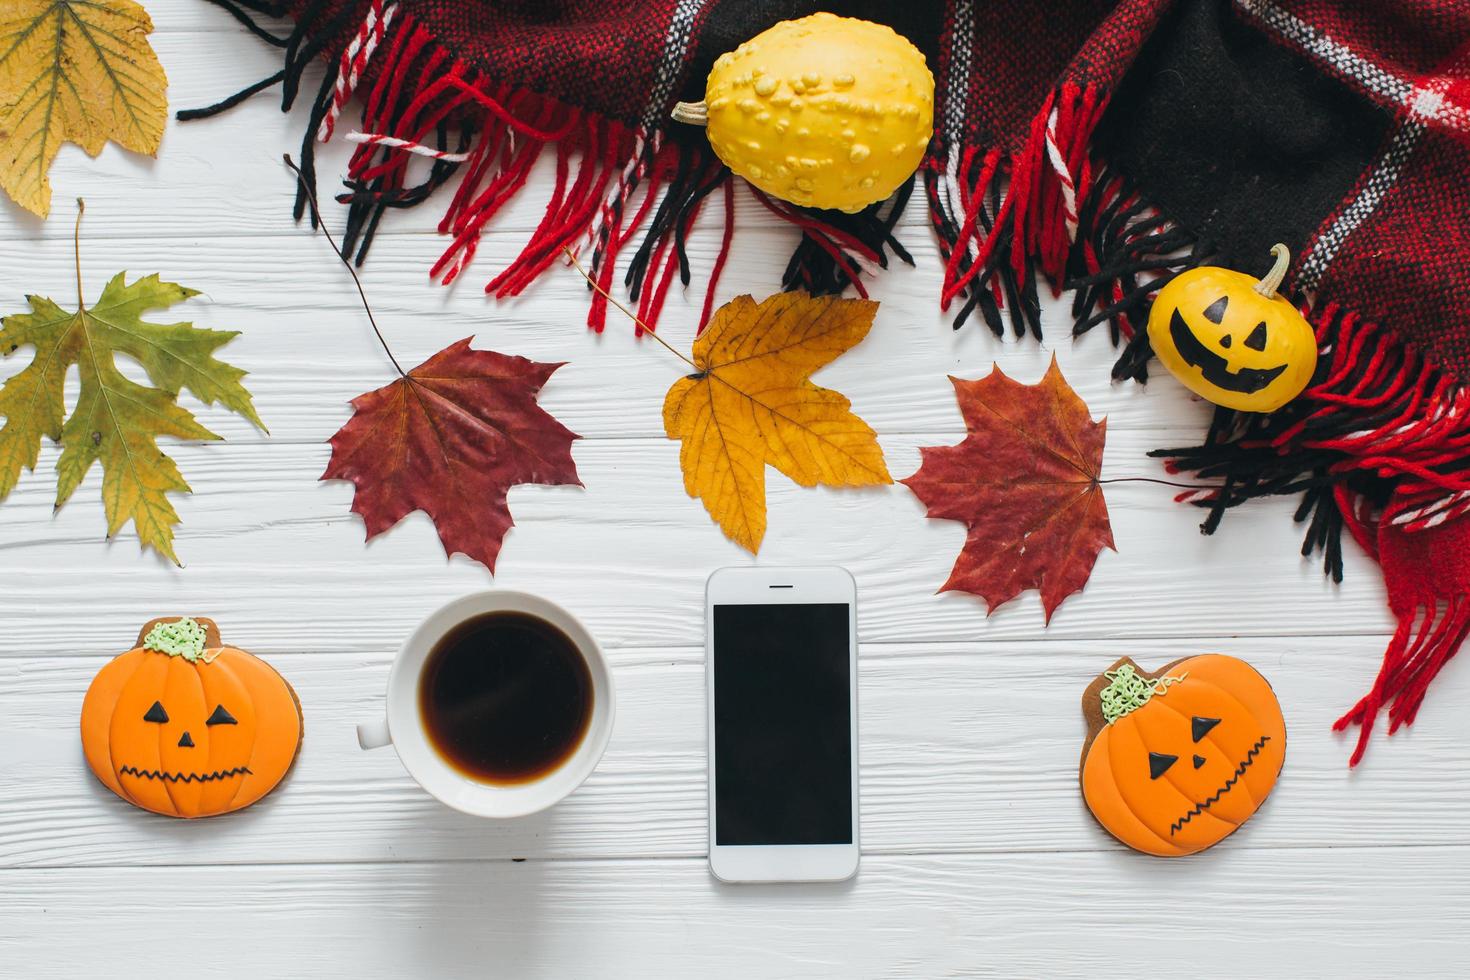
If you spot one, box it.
[3,6,1469,977]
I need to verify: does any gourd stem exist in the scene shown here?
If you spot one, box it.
[1255,243,1291,297]
[671,100,709,126]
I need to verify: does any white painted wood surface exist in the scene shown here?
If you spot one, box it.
[2,5,1468,977]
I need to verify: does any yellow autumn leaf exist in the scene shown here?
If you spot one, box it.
[663,292,892,553]
[0,0,168,217]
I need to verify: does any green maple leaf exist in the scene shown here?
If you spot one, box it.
[0,213,264,563]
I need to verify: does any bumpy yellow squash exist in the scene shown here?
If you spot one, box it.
[674,13,934,213]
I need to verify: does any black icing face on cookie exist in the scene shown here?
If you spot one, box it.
[119,699,251,784]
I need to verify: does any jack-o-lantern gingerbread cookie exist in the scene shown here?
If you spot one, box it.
[1079,655,1285,856]
[81,617,303,818]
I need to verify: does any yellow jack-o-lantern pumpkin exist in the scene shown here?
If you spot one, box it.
[80,617,303,818]
[672,13,934,213]
[1079,655,1286,857]
[1147,245,1318,412]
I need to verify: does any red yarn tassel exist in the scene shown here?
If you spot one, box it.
[1273,307,1470,532]
[1330,498,1470,766]
[699,177,736,333]
[1335,595,1470,767]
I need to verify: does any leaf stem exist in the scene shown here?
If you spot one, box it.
[560,247,700,372]
[1098,477,1216,490]
[74,198,85,311]
[282,154,407,379]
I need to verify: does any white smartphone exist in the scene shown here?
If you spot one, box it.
[705,566,860,883]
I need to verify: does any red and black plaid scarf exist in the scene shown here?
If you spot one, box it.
[193,0,1470,766]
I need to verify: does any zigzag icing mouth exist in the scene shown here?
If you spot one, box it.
[119,765,252,784]
[1170,735,1270,836]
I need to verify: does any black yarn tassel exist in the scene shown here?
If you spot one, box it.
[779,179,917,298]
[178,0,333,122]
[1147,309,1396,585]
[1065,167,1207,382]
[928,149,1042,340]
[339,121,473,265]
[179,0,366,237]
[625,150,699,301]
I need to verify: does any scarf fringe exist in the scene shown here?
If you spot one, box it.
[183,0,913,333]
[924,82,1183,345]
[1065,163,1205,381]
[924,138,1039,338]
[1334,595,1470,767]
[1151,306,1470,570]
[923,82,1204,383]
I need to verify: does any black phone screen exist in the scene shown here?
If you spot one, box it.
[713,602,853,846]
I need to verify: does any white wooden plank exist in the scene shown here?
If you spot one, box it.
[3,636,1465,869]
[0,434,1392,651]
[0,193,1231,439]
[0,227,1224,442]
[4,849,1468,979]
[0,225,1388,652]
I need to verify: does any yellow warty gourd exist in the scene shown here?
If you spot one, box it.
[673,13,934,213]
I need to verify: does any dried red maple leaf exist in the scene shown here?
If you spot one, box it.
[902,356,1114,623]
[322,338,581,571]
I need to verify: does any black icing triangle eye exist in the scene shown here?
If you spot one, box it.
[1149,752,1178,779]
[143,701,168,724]
[206,704,238,726]
[1203,296,1229,323]
[1244,321,1268,351]
[1192,716,1221,742]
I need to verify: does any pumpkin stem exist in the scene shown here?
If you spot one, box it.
[1255,243,1291,298]
[671,100,709,126]
[142,617,208,663]
[1099,664,1187,724]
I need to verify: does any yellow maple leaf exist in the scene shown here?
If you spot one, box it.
[0,0,168,217]
[663,292,892,553]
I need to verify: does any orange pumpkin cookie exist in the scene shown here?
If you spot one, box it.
[1079,655,1285,856]
[81,617,303,818]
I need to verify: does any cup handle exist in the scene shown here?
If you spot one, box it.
[357,716,392,750]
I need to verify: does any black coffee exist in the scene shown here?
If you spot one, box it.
[419,611,593,784]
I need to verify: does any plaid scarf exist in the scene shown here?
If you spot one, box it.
[194,0,1470,766]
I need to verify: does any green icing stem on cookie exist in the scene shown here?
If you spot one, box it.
[1100,663,1187,724]
[142,617,208,662]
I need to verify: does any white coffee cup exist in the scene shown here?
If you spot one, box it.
[357,591,614,818]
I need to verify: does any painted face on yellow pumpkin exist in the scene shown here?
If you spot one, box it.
[1147,247,1318,413]
[1167,294,1287,394]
